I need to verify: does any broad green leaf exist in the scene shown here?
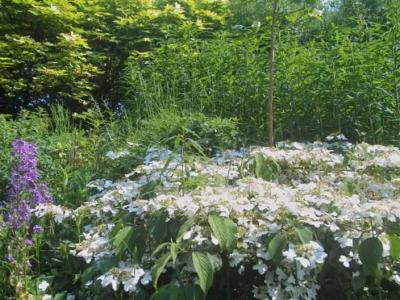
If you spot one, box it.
[207,253,222,272]
[81,266,96,283]
[187,138,207,157]
[138,180,161,199]
[268,234,287,264]
[208,215,238,251]
[179,284,205,300]
[53,293,65,300]
[112,226,134,251]
[171,242,179,264]
[389,234,400,259]
[253,154,280,180]
[153,253,172,289]
[152,242,170,258]
[295,227,313,244]
[212,174,226,186]
[148,212,168,245]
[99,256,118,273]
[344,181,354,195]
[254,154,272,180]
[113,226,134,256]
[192,252,214,294]
[176,218,195,243]
[359,237,383,274]
[351,270,366,292]
[112,225,146,260]
[151,284,180,300]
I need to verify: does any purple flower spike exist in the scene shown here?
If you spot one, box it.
[5,254,14,262]
[4,139,52,229]
[32,225,44,233]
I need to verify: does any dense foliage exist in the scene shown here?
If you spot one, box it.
[1,0,399,144]
[0,0,227,112]
[3,129,400,299]
[1,0,400,299]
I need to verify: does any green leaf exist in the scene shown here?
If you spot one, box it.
[344,181,354,195]
[81,266,96,283]
[187,138,207,157]
[351,270,366,292]
[99,256,118,273]
[53,293,66,300]
[138,180,161,199]
[389,234,400,259]
[171,242,179,264]
[268,234,287,264]
[208,215,238,251]
[113,226,134,251]
[112,225,146,260]
[254,154,272,180]
[359,237,383,274]
[152,242,170,258]
[153,253,172,289]
[150,283,205,300]
[113,226,134,256]
[295,227,313,244]
[179,284,205,300]
[148,212,168,245]
[151,284,180,300]
[212,174,226,186]
[252,154,280,180]
[192,252,214,294]
[206,253,222,272]
[176,218,195,243]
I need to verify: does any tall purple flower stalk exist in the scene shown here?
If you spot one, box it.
[5,139,52,229]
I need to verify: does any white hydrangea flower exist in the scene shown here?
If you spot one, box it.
[38,280,50,292]
[98,273,119,291]
[140,271,152,285]
[339,255,351,268]
[66,294,76,300]
[283,248,297,262]
[252,260,268,274]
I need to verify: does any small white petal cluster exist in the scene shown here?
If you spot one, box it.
[72,225,114,263]
[349,143,400,169]
[97,262,151,292]
[105,149,130,160]
[38,280,50,292]
[34,203,73,223]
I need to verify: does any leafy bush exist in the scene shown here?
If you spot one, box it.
[0,107,137,206]
[133,109,239,155]
[8,140,399,299]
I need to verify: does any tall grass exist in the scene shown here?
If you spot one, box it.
[123,8,400,145]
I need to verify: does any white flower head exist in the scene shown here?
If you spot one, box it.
[252,260,268,275]
[98,273,119,291]
[66,294,76,300]
[38,280,50,292]
[339,255,351,268]
[283,248,297,262]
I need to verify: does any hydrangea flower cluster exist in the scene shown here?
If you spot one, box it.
[4,139,52,229]
[56,141,400,298]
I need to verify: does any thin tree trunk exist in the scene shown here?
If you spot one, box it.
[268,0,279,147]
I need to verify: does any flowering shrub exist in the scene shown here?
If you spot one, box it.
[1,139,52,298]
[5,139,52,228]
[3,139,400,299]
[27,140,399,299]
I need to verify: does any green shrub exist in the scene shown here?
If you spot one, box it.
[0,106,137,205]
[133,109,239,155]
